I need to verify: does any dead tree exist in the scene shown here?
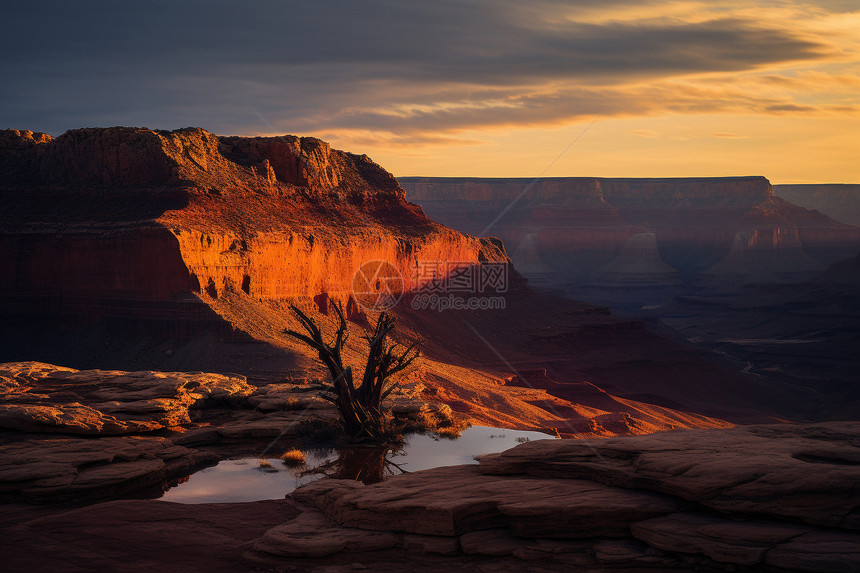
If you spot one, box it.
[285,302,419,442]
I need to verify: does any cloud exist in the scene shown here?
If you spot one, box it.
[294,77,854,140]
[0,0,856,145]
[764,103,818,113]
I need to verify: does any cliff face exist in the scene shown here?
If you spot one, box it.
[402,176,860,291]
[0,128,505,327]
[0,127,405,196]
[3,127,817,435]
[775,184,860,227]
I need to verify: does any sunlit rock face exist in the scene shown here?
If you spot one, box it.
[0,361,254,435]
[402,176,860,293]
[0,128,817,434]
[0,127,507,333]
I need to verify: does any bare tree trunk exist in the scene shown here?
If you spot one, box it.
[285,302,419,442]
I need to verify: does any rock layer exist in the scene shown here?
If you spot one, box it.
[255,422,860,572]
[0,127,508,336]
[0,361,254,434]
[0,435,216,502]
[776,184,860,227]
[401,176,860,291]
[478,422,860,529]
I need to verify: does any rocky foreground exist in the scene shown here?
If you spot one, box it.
[2,421,858,572]
[0,361,450,502]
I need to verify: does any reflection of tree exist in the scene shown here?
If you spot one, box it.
[301,446,408,484]
[161,474,190,492]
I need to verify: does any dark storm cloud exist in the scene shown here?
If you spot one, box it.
[0,0,835,136]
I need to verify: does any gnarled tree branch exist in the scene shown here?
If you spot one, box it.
[285,302,420,442]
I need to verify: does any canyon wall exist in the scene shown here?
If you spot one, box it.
[402,176,860,296]
[1,127,829,431]
[0,128,507,334]
[775,184,860,227]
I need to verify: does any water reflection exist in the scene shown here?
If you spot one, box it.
[301,446,402,484]
[161,425,554,504]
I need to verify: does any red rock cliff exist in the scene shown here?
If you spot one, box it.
[0,128,507,328]
[1,128,811,433]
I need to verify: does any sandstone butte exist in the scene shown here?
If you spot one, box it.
[0,127,823,437]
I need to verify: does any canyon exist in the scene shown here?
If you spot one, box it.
[401,177,860,306]
[402,176,860,414]
[2,127,859,572]
[1,127,809,435]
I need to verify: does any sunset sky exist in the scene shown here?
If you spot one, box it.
[2,1,858,182]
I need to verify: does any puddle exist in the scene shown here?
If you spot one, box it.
[161,425,554,504]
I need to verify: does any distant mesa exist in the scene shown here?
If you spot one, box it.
[401,176,860,296]
[776,183,860,227]
[701,229,825,285]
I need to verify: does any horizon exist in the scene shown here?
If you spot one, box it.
[3,1,859,184]
[10,124,859,186]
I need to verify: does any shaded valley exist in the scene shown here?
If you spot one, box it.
[402,176,860,418]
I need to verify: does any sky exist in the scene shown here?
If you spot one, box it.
[2,1,858,183]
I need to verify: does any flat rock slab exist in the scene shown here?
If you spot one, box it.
[632,512,860,571]
[0,435,217,501]
[246,382,333,412]
[255,505,400,558]
[0,361,254,434]
[246,422,860,572]
[215,411,322,439]
[478,421,860,529]
[0,500,646,573]
[632,512,808,566]
[294,465,682,537]
[765,530,860,572]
